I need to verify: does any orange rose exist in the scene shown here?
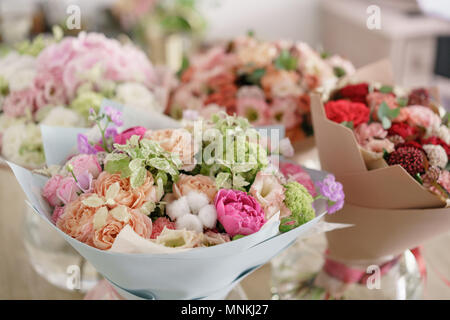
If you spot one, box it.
[93,208,153,250]
[173,174,218,203]
[56,193,97,245]
[145,129,196,170]
[94,171,159,209]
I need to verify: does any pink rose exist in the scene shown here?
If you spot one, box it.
[2,88,36,117]
[403,105,441,130]
[214,189,266,237]
[42,175,64,207]
[114,126,146,145]
[250,171,287,219]
[68,154,102,179]
[56,177,81,205]
[52,206,65,224]
[236,97,269,126]
[279,162,317,197]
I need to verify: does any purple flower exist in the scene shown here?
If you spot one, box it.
[105,127,118,139]
[316,174,345,214]
[77,134,98,155]
[76,171,94,193]
[104,106,123,126]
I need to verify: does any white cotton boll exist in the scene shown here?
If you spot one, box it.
[166,197,190,221]
[198,205,217,229]
[186,191,209,214]
[176,214,203,233]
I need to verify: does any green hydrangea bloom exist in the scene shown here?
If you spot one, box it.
[70,91,104,120]
[280,181,315,233]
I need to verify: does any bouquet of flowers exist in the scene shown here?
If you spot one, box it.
[0,31,172,168]
[9,105,345,299]
[169,34,355,142]
[310,60,450,286]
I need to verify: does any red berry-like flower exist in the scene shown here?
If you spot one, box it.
[150,217,176,239]
[324,100,370,127]
[338,83,369,104]
[387,146,426,176]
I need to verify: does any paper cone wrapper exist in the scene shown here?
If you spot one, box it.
[310,60,446,209]
[325,203,450,261]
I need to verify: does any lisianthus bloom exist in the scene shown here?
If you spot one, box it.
[114,126,146,145]
[316,175,345,214]
[261,69,301,98]
[338,83,369,104]
[423,144,448,169]
[67,154,102,179]
[250,171,287,220]
[214,189,266,237]
[270,97,302,129]
[94,171,159,209]
[145,128,196,170]
[2,88,36,117]
[279,162,317,197]
[325,100,369,127]
[236,96,269,126]
[173,174,217,203]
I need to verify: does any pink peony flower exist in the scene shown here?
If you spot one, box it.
[42,175,65,207]
[403,105,441,130]
[114,126,146,145]
[236,97,269,126]
[56,176,81,205]
[279,162,317,197]
[250,171,287,219]
[68,154,102,179]
[214,189,266,237]
[2,88,36,117]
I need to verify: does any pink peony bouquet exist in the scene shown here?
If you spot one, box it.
[0,31,172,168]
[168,35,354,142]
[38,109,344,251]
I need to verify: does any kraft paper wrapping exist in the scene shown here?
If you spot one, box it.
[310,59,450,261]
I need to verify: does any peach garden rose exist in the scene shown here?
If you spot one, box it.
[173,174,218,203]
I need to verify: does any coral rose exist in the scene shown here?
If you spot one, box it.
[173,174,218,203]
[93,207,153,250]
[94,171,159,209]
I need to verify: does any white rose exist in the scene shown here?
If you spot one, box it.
[41,106,85,127]
[2,123,44,168]
[115,82,163,113]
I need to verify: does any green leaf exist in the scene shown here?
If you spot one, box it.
[333,66,346,78]
[232,235,245,241]
[340,121,354,129]
[321,51,330,59]
[381,117,391,130]
[379,85,393,94]
[414,173,423,185]
[246,68,266,85]
[274,49,298,71]
[176,55,190,79]
[215,172,231,189]
[130,167,147,189]
[397,97,408,107]
[105,156,132,178]
[247,29,255,37]
[377,102,400,129]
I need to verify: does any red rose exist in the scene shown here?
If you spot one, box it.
[325,100,370,127]
[388,123,418,140]
[422,136,450,157]
[338,83,369,104]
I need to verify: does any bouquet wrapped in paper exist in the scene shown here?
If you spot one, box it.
[310,60,450,265]
[0,30,174,168]
[168,34,355,143]
[9,103,345,299]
